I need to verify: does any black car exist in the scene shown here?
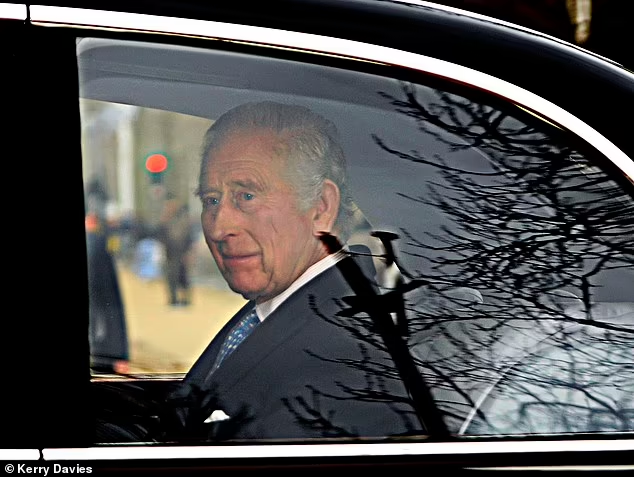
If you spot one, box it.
[6,0,633,473]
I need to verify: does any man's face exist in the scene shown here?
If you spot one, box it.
[200,129,330,303]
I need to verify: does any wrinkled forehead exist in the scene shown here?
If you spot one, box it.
[200,128,296,189]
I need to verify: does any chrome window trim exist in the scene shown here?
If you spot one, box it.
[0,449,41,460]
[42,438,634,461]
[0,2,27,20]
[30,5,634,183]
[471,465,634,471]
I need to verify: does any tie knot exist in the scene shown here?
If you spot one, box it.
[237,309,260,336]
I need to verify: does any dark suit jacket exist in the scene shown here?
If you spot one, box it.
[167,250,422,440]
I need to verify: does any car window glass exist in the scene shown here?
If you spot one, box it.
[78,37,633,443]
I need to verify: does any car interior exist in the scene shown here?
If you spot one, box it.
[79,33,633,445]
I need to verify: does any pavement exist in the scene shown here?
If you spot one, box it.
[115,262,247,374]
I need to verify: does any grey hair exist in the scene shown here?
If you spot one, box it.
[199,101,354,241]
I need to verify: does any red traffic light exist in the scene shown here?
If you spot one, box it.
[145,153,169,174]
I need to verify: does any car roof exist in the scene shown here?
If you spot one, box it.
[28,0,629,65]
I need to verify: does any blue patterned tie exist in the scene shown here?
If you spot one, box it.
[213,307,260,371]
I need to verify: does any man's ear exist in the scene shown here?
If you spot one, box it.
[312,179,340,236]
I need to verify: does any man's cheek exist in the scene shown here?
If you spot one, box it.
[212,251,229,276]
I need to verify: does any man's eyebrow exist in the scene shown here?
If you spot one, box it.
[197,180,263,197]
[197,186,220,197]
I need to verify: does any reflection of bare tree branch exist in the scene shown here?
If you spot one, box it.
[282,387,359,438]
[306,283,444,436]
[293,289,489,434]
[152,84,632,441]
[95,82,632,442]
[370,83,633,435]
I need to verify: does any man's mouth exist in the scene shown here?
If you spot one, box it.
[221,253,259,267]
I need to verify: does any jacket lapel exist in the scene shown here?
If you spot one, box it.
[207,253,377,391]
[206,288,314,391]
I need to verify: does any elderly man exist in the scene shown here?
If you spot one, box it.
[167,101,422,441]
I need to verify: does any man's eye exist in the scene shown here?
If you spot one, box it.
[241,192,255,201]
[203,197,220,207]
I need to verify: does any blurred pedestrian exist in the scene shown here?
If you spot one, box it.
[85,179,129,373]
[158,195,195,306]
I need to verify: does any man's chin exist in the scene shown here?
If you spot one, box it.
[227,282,263,301]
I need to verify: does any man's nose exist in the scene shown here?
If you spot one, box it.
[205,200,241,241]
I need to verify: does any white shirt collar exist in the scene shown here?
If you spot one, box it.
[255,249,348,321]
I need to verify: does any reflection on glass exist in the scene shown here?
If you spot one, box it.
[371,84,634,435]
[79,36,633,441]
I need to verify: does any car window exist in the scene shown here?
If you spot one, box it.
[79,36,633,443]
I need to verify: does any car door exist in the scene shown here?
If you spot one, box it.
[2,2,91,451]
